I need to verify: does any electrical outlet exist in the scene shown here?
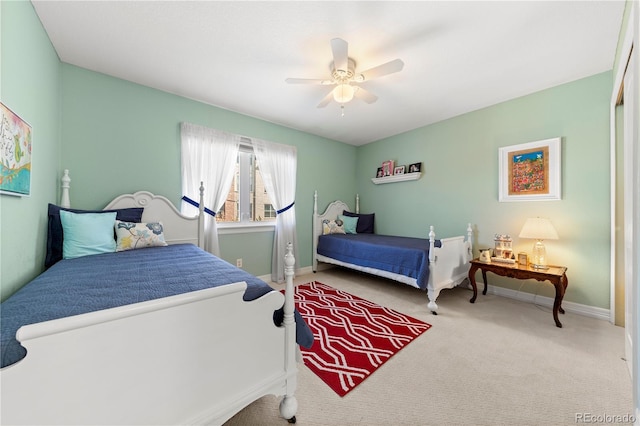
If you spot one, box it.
[236,258,243,268]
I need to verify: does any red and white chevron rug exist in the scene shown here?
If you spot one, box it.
[293,281,431,397]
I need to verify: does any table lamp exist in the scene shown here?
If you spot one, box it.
[518,217,559,269]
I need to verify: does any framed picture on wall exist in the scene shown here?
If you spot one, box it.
[498,137,561,202]
[394,165,406,175]
[381,160,395,177]
[408,162,422,173]
[1,102,32,197]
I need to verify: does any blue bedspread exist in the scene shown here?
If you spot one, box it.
[317,234,441,290]
[1,244,313,368]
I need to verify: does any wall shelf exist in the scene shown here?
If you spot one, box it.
[371,172,422,185]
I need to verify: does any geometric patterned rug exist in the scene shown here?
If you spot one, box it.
[292,281,431,396]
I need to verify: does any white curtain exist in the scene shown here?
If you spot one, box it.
[180,122,240,256]
[253,138,298,283]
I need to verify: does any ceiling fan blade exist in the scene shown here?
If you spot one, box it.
[354,86,378,104]
[285,78,333,85]
[331,38,349,72]
[317,89,334,108]
[357,59,404,81]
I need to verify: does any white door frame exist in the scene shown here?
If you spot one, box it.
[610,0,634,326]
[609,2,638,421]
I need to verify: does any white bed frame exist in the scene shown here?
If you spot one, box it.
[1,171,299,425]
[312,190,473,313]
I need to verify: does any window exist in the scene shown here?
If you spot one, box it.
[264,204,276,219]
[217,144,276,224]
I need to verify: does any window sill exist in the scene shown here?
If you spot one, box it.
[217,222,276,235]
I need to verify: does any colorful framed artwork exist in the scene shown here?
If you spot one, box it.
[1,102,32,197]
[498,137,561,202]
[394,165,406,175]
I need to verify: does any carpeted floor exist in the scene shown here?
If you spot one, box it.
[224,267,633,425]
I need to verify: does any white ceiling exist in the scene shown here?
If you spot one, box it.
[31,1,625,146]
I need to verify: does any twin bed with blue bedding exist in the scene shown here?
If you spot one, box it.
[312,191,473,313]
[1,244,312,369]
[1,180,309,425]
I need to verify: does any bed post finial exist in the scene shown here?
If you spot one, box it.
[428,225,436,263]
[60,170,71,208]
[198,182,205,211]
[313,190,317,215]
[467,223,473,259]
[197,182,205,249]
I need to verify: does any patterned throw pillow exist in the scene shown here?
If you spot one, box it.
[322,219,346,235]
[115,220,168,251]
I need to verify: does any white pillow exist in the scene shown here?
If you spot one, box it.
[115,220,168,251]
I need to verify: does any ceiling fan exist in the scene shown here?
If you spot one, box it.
[286,38,404,114]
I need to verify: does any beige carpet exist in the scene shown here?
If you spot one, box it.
[224,267,633,425]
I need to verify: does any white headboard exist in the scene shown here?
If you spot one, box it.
[312,190,359,271]
[105,191,204,248]
[60,170,205,248]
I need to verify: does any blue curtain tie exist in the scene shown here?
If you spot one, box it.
[181,196,216,217]
[277,201,295,215]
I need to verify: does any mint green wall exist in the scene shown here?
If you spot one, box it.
[356,72,612,309]
[60,64,357,275]
[0,0,620,313]
[0,1,61,301]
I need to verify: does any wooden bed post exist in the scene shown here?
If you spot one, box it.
[279,242,298,423]
[467,223,474,259]
[428,226,436,263]
[312,190,318,272]
[60,169,71,208]
[197,182,205,249]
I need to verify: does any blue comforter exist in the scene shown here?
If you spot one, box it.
[317,233,441,290]
[1,244,313,368]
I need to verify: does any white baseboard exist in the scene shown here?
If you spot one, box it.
[257,266,314,284]
[478,281,610,321]
[261,268,609,321]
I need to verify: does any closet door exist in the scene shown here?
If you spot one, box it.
[623,53,636,376]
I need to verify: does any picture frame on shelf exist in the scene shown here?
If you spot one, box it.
[518,252,528,266]
[498,137,561,202]
[381,160,395,177]
[394,165,406,175]
[376,167,384,178]
[408,162,422,173]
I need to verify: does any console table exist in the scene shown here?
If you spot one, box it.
[468,259,569,328]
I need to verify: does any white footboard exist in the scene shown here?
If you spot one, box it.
[1,278,297,425]
[426,223,474,312]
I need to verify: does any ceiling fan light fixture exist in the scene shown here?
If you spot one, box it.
[333,83,355,104]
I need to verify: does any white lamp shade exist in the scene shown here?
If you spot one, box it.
[518,217,559,240]
[333,84,355,104]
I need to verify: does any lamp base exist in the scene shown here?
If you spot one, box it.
[531,240,548,269]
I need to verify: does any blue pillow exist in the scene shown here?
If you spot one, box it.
[338,214,359,234]
[59,210,118,259]
[342,210,375,234]
[46,204,144,268]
